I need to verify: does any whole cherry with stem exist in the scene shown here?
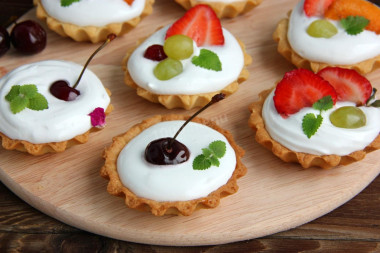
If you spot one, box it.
[50,34,116,101]
[145,93,226,165]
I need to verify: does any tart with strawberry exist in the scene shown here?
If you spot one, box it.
[273,0,380,74]
[174,0,263,18]
[34,0,154,43]
[0,36,114,155]
[122,4,251,109]
[101,95,246,216]
[248,67,380,169]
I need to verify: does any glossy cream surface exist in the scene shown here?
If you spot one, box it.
[117,120,237,201]
[127,25,244,95]
[41,0,146,27]
[288,0,380,65]
[0,60,110,144]
[262,90,380,156]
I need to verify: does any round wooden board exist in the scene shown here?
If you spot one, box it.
[0,0,380,246]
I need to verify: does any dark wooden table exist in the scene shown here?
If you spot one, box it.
[0,0,379,252]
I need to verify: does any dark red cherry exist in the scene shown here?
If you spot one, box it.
[369,0,380,6]
[11,20,46,55]
[144,44,167,61]
[50,80,80,101]
[0,26,10,57]
[145,137,190,165]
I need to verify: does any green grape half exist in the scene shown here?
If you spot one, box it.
[307,19,338,38]
[329,106,366,129]
[164,35,194,60]
[153,58,183,80]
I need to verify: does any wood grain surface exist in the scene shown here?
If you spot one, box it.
[0,0,380,251]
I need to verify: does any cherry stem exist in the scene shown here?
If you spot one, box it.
[72,34,116,89]
[168,93,225,149]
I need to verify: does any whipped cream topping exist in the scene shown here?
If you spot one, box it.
[41,0,146,27]
[262,90,380,156]
[287,0,380,65]
[0,60,110,144]
[117,120,237,202]
[127,25,244,95]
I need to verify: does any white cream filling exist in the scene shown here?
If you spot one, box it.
[0,60,110,144]
[262,90,380,156]
[287,0,380,65]
[127,25,244,95]
[41,0,146,27]
[117,121,237,202]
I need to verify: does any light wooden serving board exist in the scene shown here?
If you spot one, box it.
[0,0,379,246]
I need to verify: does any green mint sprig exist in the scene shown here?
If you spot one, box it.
[340,16,369,35]
[61,0,81,7]
[191,49,222,71]
[193,140,226,170]
[302,96,333,138]
[366,88,380,108]
[5,84,48,114]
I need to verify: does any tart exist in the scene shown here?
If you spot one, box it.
[174,0,263,18]
[101,114,246,216]
[248,67,380,169]
[122,4,251,110]
[273,0,380,74]
[0,60,112,155]
[34,0,154,43]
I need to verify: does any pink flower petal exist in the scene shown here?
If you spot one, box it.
[89,107,106,128]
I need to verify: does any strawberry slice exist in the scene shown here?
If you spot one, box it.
[274,69,337,117]
[165,4,224,47]
[317,67,372,106]
[304,0,334,17]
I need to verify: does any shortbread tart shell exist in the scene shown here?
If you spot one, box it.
[0,90,113,156]
[174,0,263,18]
[122,35,252,110]
[100,114,247,216]
[273,13,380,75]
[248,88,380,169]
[34,0,155,43]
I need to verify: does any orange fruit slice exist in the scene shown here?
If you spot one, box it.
[325,0,380,34]
[123,0,134,5]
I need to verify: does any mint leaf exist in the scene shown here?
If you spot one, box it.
[210,155,220,167]
[302,113,323,138]
[209,140,226,158]
[20,84,38,98]
[193,155,212,170]
[28,93,48,111]
[61,0,81,7]
[5,84,48,114]
[10,96,28,114]
[191,49,222,71]
[340,16,369,35]
[202,148,212,157]
[5,85,20,102]
[313,96,333,111]
[193,140,227,170]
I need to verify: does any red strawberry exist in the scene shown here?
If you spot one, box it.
[274,69,337,117]
[165,4,224,47]
[303,0,334,17]
[317,67,372,106]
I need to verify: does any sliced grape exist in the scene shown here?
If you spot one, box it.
[307,19,338,38]
[329,106,366,129]
[164,35,193,60]
[153,58,183,80]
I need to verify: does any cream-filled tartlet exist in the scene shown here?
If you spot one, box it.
[0,60,112,155]
[101,114,246,216]
[249,67,380,169]
[122,4,251,109]
[174,0,263,18]
[34,0,154,43]
[273,0,380,74]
